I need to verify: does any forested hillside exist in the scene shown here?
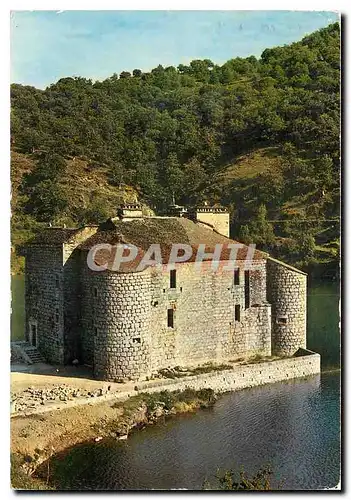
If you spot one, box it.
[11,22,340,274]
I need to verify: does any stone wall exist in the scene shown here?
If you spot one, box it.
[24,227,98,365]
[10,351,321,419]
[11,342,29,364]
[80,264,95,365]
[136,349,321,394]
[267,258,307,357]
[62,246,82,363]
[62,227,99,362]
[80,258,271,381]
[24,245,65,364]
[148,260,271,374]
[191,210,230,237]
[80,267,153,380]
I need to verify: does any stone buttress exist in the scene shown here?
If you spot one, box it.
[81,268,152,381]
[267,258,307,357]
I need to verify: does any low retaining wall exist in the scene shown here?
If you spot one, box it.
[11,350,320,418]
[136,349,321,394]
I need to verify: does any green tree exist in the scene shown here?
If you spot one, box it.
[203,465,277,490]
[26,180,68,222]
[295,232,316,262]
[10,22,340,269]
[239,205,275,249]
[182,158,207,203]
[119,71,131,79]
[82,195,111,224]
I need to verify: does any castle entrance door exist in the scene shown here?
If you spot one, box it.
[29,321,38,347]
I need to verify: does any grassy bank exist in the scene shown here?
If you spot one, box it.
[11,387,216,490]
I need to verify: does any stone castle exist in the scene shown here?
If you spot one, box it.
[22,204,307,382]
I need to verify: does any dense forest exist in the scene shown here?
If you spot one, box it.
[10,22,340,274]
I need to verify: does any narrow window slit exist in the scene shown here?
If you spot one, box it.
[235,304,241,322]
[244,270,250,309]
[234,268,240,285]
[167,308,174,328]
[170,269,176,289]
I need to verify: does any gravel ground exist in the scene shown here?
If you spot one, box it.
[11,384,113,413]
[11,364,138,414]
[10,365,132,459]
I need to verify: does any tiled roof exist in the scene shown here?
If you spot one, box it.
[23,217,268,270]
[79,217,267,271]
[25,228,81,246]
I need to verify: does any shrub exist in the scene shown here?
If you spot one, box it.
[203,465,279,490]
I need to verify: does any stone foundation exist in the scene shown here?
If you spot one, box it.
[10,350,321,418]
[136,349,321,394]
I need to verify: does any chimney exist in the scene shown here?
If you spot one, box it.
[188,205,230,238]
[117,203,143,220]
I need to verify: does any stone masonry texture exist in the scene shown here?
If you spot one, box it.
[23,218,309,382]
[25,245,65,364]
[267,259,307,357]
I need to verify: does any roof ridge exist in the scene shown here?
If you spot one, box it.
[267,256,307,275]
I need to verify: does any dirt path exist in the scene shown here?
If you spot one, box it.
[11,398,124,458]
[11,364,137,458]
[11,364,136,393]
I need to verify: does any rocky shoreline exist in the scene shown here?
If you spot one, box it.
[11,352,321,490]
[11,387,217,490]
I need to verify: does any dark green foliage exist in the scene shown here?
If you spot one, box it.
[24,180,68,222]
[20,152,68,222]
[78,195,111,225]
[239,204,275,250]
[11,23,340,267]
[203,465,278,490]
[136,388,216,413]
[11,453,53,490]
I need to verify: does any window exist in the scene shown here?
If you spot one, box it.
[170,269,176,289]
[94,326,98,336]
[167,308,174,328]
[55,308,59,323]
[234,268,240,285]
[244,270,250,309]
[55,274,59,289]
[277,317,287,325]
[93,287,98,298]
[235,304,241,322]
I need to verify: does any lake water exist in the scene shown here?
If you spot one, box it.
[11,276,341,490]
[49,372,340,490]
[11,275,25,342]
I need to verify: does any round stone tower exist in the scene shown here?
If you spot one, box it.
[267,258,307,357]
[83,269,152,381]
